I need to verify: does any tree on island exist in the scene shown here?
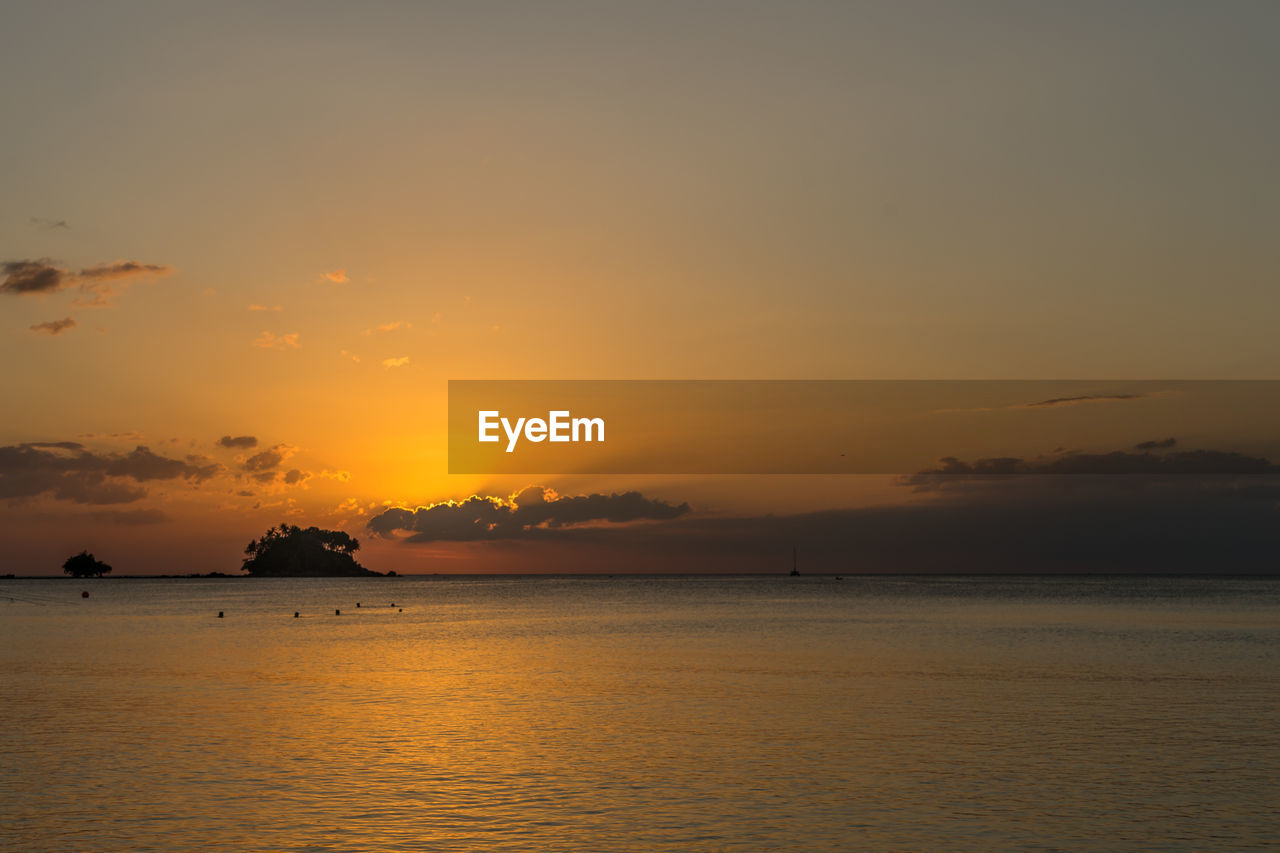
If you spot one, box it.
[63,551,112,578]
[242,524,382,577]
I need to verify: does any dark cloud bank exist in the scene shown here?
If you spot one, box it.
[369,486,690,542]
[29,317,76,335]
[1,258,171,295]
[367,445,1280,574]
[0,442,219,506]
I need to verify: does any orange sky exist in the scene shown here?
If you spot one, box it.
[3,3,1280,574]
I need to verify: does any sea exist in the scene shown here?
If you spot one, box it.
[2,574,1277,851]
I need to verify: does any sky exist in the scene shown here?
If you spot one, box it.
[3,1,1279,574]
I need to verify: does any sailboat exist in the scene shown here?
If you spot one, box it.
[790,545,800,576]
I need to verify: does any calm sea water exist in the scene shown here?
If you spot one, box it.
[2,575,1277,851]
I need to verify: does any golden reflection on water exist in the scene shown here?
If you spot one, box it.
[2,576,1278,850]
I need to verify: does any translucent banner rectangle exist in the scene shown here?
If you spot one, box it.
[447,380,1280,475]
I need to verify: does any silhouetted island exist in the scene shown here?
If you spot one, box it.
[241,524,386,577]
[63,551,112,578]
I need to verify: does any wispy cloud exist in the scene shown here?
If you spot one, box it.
[242,443,298,472]
[899,446,1275,489]
[248,304,282,312]
[29,317,76,336]
[253,331,300,350]
[323,268,348,283]
[78,261,171,282]
[1,258,172,305]
[381,356,410,368]
[334,497,366,517]
[78,432,146,442]
[29,217,69,230]
[364,320,411,334]
[72,261,173,308]
[1018,393,1145,409]
[217,435,258,449]
[936,391,1171,415]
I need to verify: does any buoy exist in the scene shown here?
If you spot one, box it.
[293,612,299,618]
[398,608,402,612]
[335,609,341,615]
[218,611,224,618]
[81,591,89,598]
[356,602,361,607]
[390,602,395,607]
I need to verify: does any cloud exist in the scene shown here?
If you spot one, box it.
[282,469,311,485]
[1018,393,1145,408]
[368,486,691,541]
[78,260,171,281]
[339,350,361,363]
[2,257,171,307]
[22,441,86,451]
[0,442,221,506]
[22,438,85,450]
[360,440,1280,574]
[72,261,173,307]
[381,356,410,368]
[30,217,69,230]
[217,435,258,449]
[335,497,365,516]
[105,446,195,481]
[323,269,348,283]
[320,469,351,481]
[936,391,1172,415]
[365,321,411,334]
[900,448,1276,489]
[2,259,65,294]
[29,317,76,335]
[253,331,300,350]
[580,483,1280,574]
[435,459,1280,574]
[1135,437,1177,450]
[242,443,297,472]
[248,304,282,312]
[2,258,171,297]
